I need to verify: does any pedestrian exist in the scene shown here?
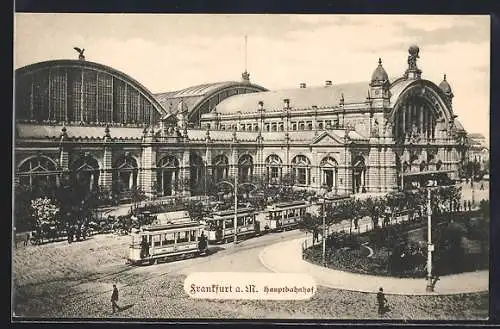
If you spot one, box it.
[377,287,388,315]
[111,284,120,313]
[468,200,472,211]
[463,200,467,212]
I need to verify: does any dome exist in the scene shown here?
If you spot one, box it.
[439,74,453,94]
[371,58,389,85]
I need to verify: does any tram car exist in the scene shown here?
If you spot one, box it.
[262,201,309,232]
[205,207,260,244]
[127,219,208,266]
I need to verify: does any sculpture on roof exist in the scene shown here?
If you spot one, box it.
[407,45,419,71]
[73,47,85,60]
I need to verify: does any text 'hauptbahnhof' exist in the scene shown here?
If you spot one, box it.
[14,45,469,200]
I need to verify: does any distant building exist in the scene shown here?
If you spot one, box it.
[14,45,467,200]
[467,133,489,171]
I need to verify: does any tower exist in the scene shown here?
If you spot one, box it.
[369,58,391,109]
[438,74,454,106]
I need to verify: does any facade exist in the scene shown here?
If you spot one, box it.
[14,45,468,199]
[466,133,489,171]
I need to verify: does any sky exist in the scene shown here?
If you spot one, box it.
[14,14,490,139]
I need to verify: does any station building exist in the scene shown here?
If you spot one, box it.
[14,45,468,199]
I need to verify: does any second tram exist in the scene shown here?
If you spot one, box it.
[205,207,260,244]
[262,201,309,232]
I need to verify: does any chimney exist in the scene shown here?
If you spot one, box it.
[299,83,306,88]
[325,80,332,87]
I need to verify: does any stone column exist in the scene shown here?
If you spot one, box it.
[367,138,379,193]
[99,143,113,189]
[339,147,352,195]
[182,149,191,195]
[140,145,156,197]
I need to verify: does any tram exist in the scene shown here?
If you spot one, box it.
[205,207,260,244]
[127,219,208,266]
[262,201,309,232]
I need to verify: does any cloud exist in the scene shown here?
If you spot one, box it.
[395,16,489,46]
[14,14,490,137]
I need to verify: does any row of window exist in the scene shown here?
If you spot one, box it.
[210,118,341,132]
[149,230,198,247]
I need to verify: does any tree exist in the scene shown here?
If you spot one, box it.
[14,183,35,232]
[299,212,321,233]
[30,197,60,236]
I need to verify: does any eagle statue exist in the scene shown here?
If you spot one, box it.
[73,47,85,60]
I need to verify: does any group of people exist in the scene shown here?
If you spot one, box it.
[67,221,89,243]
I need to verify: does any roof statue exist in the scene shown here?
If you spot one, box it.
[73,47,85,61]
[407,45,419,71]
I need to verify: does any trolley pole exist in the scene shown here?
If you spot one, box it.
[426,185,434,292]
[234,172,238,245]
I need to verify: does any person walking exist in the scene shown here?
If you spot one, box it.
[377,287,388,315]
[111,284,121,314]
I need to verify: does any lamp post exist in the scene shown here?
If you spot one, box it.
[322,199,326,266]
[319,197,328,266]
[234,171,238,245]
[426,180,436,292]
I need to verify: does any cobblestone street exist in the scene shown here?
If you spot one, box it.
[13,231,489,320]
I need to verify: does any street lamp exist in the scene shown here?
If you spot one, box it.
[426,179,437,292]
[233,171,238,245]
[319,197,328,266]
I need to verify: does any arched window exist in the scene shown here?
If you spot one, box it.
[291,155,311,186]
[238,154,253,183]
[320,156,338,192]
[70,154,100,192]
[190,153,205,195]
[213,155,229,182]
[113,154,138,194]
[157,155,180,196]
[266,154,282,184]
[352,155,366,194]
[18,156,58,188]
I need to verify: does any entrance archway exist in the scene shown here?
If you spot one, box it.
[352,155,366,194]
[238,154,253,183]
[213,155,229,182]
[70,154,100,194]
[157,155,179,196]
[113,154,138,196]
[265,154,282,184]
[320,156,338,193]
[190,152,205,195]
